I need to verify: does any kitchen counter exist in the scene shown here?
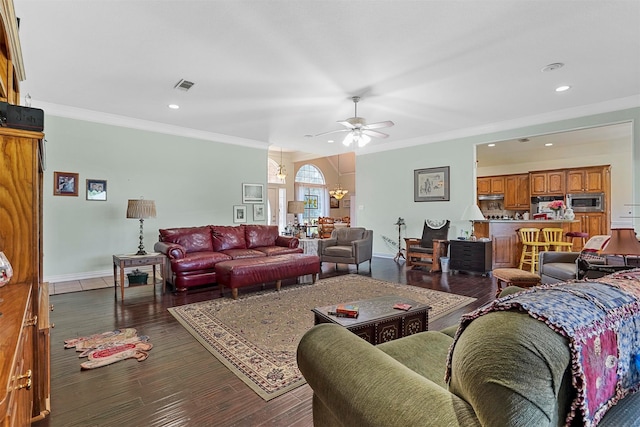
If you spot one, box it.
[473,219,580,269]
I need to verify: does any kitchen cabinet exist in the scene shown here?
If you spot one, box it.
[566,166,609,193]
[504,174,530,209]
[567,213,606,251]
[449,240,492,274]
[530,170,565,195]
[477,176,505,195]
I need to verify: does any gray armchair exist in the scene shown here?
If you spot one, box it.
[538,251,580,284]
[318,227,373,273]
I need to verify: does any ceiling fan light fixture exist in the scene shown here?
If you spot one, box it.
[357,133,372,148]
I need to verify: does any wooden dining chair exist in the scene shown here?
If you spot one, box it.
[518,228,547,273]
[542,228,574,252]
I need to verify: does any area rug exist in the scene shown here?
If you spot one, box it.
[64,328,153,370]
[168,275,476,401]
[168,274,475,401]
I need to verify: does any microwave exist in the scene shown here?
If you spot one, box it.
[566,193,605,212]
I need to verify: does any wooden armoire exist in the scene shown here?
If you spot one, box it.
[0,1,51,425]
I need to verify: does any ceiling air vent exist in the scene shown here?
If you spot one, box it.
[174,79,195,91]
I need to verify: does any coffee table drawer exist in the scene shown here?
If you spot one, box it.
[346,310,428,344]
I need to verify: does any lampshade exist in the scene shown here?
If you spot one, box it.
[461,204,485,221]
[127,198,156,255]
[601,228,640,256]
[287,201,305,215]
[343,130,371,148]
[126,199,157,219]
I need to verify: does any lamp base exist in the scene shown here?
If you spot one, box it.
[135,249,147,256]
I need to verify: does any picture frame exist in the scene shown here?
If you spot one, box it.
[242,183,264,203]
[233,205,247,223]
[343,198,351,208]
[253,204,265,221]
[86,179,107,201]
[414,166,450,202]
[330,197,339,209]
[53,171,79,196]
[304,194,318,209]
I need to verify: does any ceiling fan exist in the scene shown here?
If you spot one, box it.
[316,96,394,148]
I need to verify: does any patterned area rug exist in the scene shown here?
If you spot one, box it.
[168,275,476,401]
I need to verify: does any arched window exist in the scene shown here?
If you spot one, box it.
[267,158,285,184]
[295,164,328,224]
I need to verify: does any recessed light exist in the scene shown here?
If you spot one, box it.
[328,140,334,143]
[168,104,180,109]
[488,143,495,147]
[555,85,571,92]
[518,138,530,143]
[542,63,564,72]
[545,143,553,147]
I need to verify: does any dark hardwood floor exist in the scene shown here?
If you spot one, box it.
[34,258,496,427]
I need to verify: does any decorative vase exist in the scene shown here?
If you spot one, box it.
[564,208,575,220]
[0,251,13,287]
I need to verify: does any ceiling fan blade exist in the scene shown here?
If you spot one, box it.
[337,120,357,129]
[363,120,394,130]
[315,129,349,137]
[363,129,389,139]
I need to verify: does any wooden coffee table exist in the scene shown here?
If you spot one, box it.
[312,295,430,345]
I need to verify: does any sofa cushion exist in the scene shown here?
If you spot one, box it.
[542,262,577,281]
[221,248,267,259]
[378,331,453,388]
[449,311,572,426]
[159,226,214,253]
[211,225,246,251]
[244,224,279,248]
[255,246,303,256]
[170,251,231,273]
[335,227,365,245]
[324,245,353,258]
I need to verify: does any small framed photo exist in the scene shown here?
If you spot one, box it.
[330,197,339,209]
[253,204,265,221]
[343,198,351,208]
[86,179,107,201]
[242,183,264,203]
[414,166,450,202]
[54,171,79,196]
[233,205,247,223]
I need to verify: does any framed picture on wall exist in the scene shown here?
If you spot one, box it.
[253,204,265,221]
[414,166,450,202]
[233,205,247,223]
[242,183,264,203]
[330,197,339,209]
[343,198,351,208]
[54,171,79,196]
[86,179,107,201]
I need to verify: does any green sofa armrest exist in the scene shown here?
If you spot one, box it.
[297,324,480,427]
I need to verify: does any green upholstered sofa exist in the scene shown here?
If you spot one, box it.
[297,287,640,426]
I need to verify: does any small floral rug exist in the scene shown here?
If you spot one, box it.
[168,275,475,401]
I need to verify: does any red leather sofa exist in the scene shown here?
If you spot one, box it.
[154,224,302,291]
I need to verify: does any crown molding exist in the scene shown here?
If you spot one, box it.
[35,100,270,150]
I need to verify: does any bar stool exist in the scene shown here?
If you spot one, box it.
[518,228,547,273]
[566,231,588,249]
[542,228,574,252]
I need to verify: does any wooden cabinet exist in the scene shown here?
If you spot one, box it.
[477,176,505,195]
[530,170,565,195]
[567,213,606,250]
[449,240,492,274]
[0,285,34,427]
[566,166,609,193]
[0,127,50,424]
[504,174,530,209]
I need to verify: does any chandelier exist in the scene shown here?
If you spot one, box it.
[276,147,287,180]
[329,155,348,200]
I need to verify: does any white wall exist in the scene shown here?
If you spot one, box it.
[43,116,267,282]
[358,108,640,258]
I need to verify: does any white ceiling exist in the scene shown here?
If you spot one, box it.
[13,1,640,159]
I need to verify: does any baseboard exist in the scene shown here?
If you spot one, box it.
[45,265,158,284]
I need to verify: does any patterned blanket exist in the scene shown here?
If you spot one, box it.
[447,269,640,426]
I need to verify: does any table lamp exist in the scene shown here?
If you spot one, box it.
[127,198,156,255]
[601,228,640,265]
[461,204,485,241]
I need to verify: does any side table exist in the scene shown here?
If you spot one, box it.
[298,238,319,283]
[449,239,492,275]
[112,253,166,301]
